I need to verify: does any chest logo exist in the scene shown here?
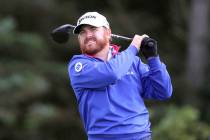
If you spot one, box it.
[75,62,83,72]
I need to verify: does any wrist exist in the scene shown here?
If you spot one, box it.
[129,45,139,54]
[147,56,162,68]
[147,55,159,61]
[130,43,140,51]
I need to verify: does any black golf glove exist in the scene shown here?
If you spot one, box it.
[140,37,158,59]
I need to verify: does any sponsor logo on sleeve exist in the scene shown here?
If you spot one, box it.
[74,62,83,72]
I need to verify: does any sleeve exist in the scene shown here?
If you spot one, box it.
[139,56,173,100]
[69,45,138,89]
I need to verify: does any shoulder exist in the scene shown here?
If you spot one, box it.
[69,55,92,66]
[68,55,98,74]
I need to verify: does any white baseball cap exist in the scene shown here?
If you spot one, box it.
[73,12,110,34]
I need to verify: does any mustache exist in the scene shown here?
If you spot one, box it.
[84,37,97,44]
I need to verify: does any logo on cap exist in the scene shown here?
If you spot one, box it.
[78,15,96,24]
[74,62,83,72]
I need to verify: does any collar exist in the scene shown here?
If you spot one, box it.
[84,44,120,60]
[107,44,120,60]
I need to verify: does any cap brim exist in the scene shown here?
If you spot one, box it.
[73,24,98,34]
[73,24,84,34]
[73,23,104,34]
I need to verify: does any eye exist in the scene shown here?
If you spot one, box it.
[90,26,97,31]
[79,29,85,35]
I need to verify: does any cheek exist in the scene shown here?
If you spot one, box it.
[95,31,109,41]
[94,32,103,39]
[78,37,84,45]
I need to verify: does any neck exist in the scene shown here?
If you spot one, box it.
[92,44,110,61]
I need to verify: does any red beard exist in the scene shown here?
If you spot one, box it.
[80,36,108,55]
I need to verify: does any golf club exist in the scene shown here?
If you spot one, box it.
[50,24,157,53]
[51,24,132,44]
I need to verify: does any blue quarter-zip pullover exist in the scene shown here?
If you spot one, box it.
[68,45,172,140]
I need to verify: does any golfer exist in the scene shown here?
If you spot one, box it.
[68,12,172,140]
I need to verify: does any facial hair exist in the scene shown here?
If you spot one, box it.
[80,33,109,55]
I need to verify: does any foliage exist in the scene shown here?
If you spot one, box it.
[0,16,85,140]
[152,105,210,140]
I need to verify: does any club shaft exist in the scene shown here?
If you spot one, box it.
[64,24,132,41]
[111,34,132,41]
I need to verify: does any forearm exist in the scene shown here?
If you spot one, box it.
[141,56,173,100]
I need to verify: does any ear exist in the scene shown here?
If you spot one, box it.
[107,28,112,40]
[77,35,81,42]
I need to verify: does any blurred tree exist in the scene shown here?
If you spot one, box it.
[185,0,210,105]
[0,16,85,140]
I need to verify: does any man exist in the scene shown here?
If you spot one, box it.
[68,12,172,140]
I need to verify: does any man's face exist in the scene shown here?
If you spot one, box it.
[78,25,111,55]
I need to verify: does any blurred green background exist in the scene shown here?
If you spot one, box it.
[0,0,210,139]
